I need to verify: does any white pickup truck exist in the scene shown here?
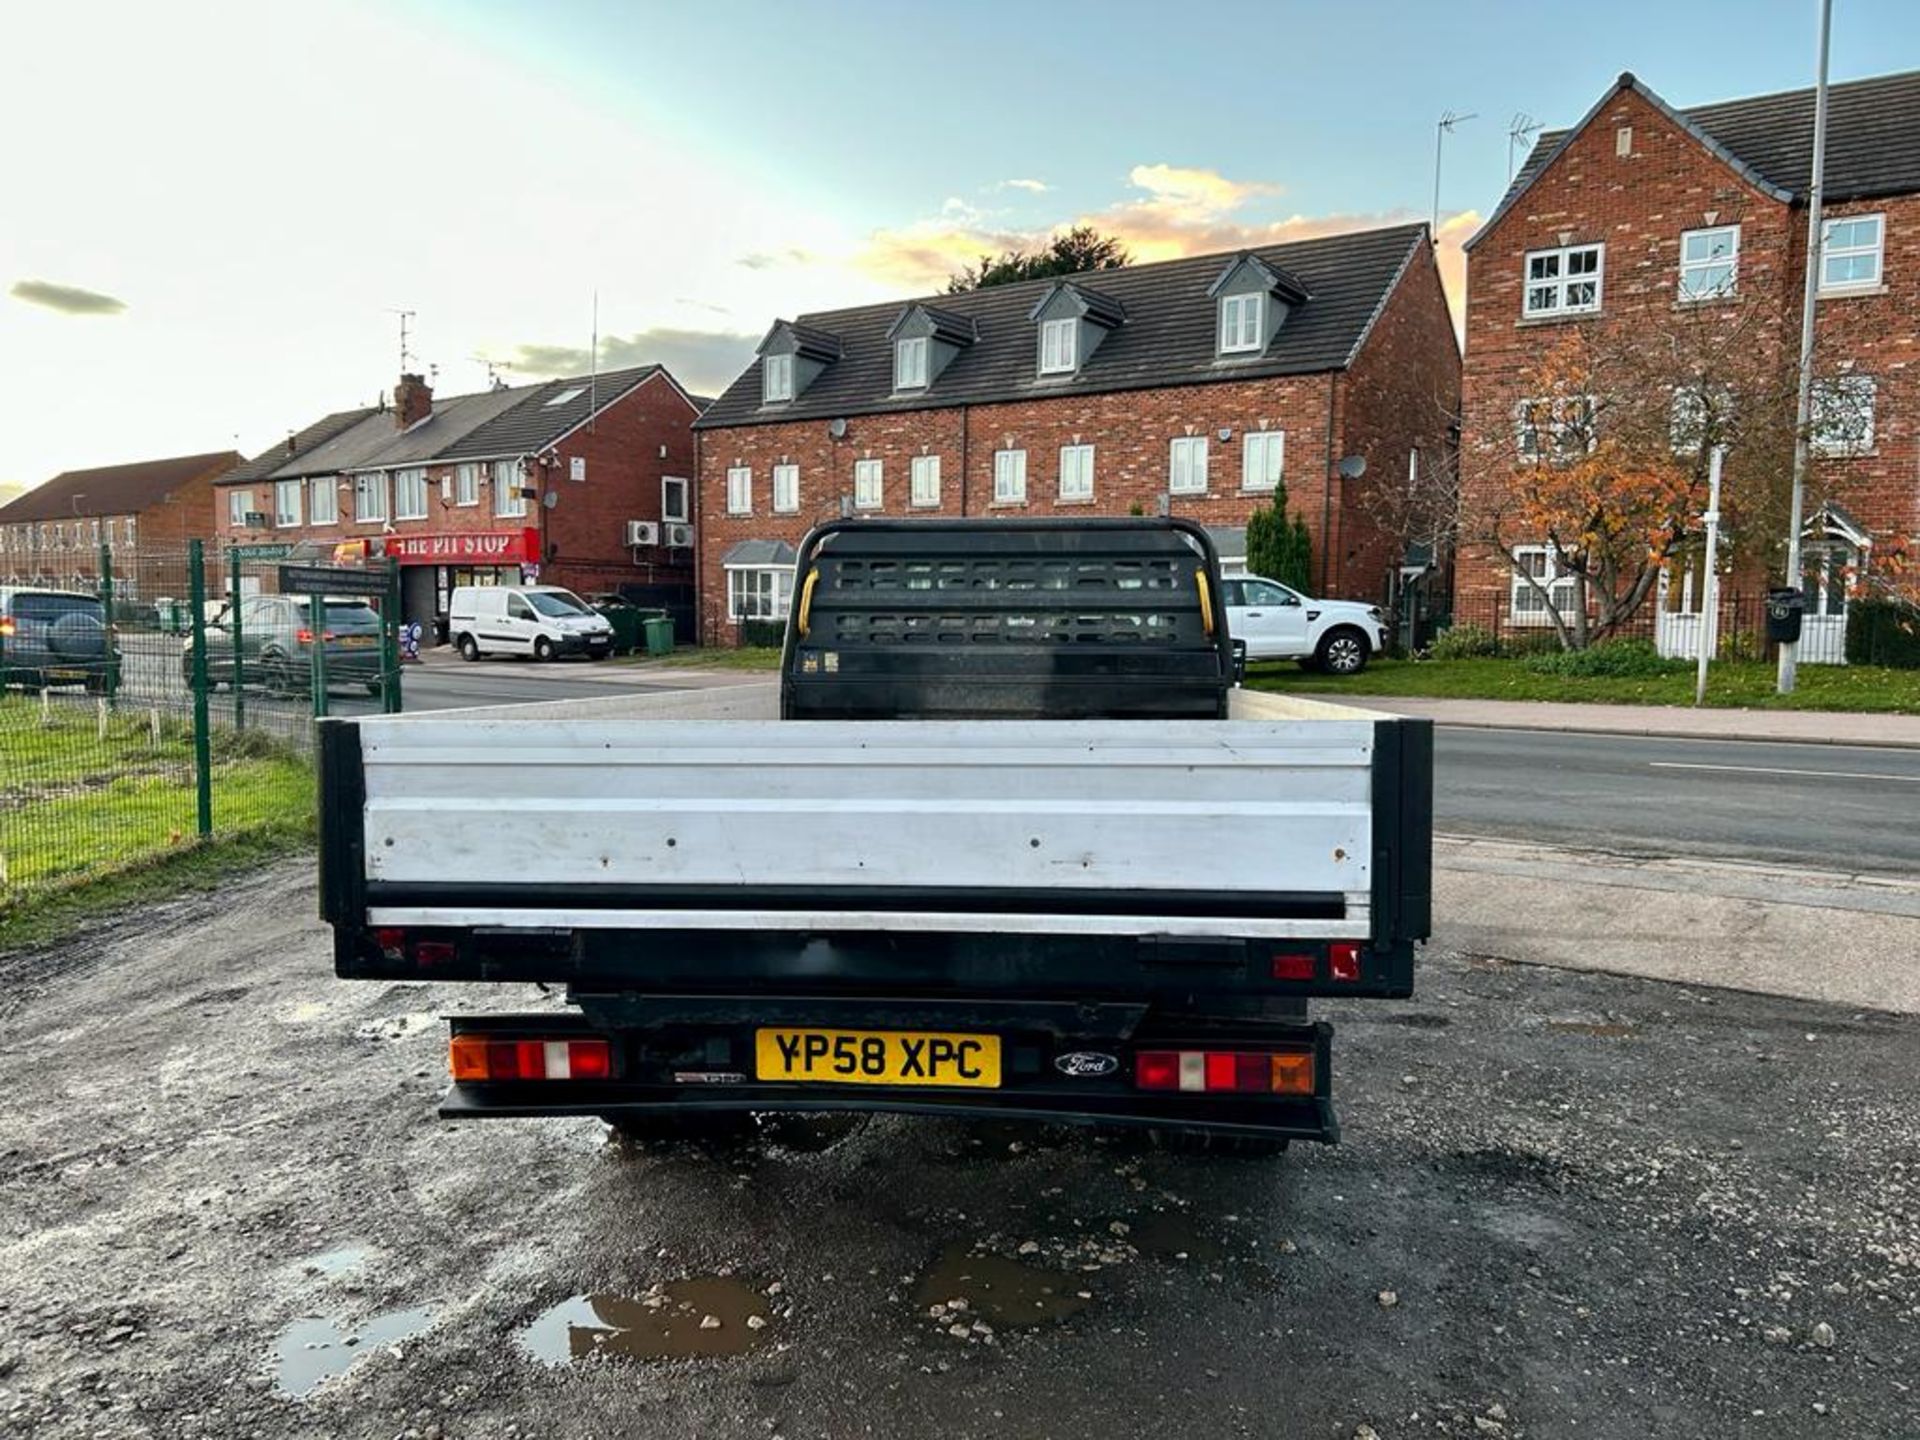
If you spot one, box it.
[321,520,1431,1152]
[1221,574,1389,674]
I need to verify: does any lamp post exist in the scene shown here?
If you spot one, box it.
[1695,445,1726,707]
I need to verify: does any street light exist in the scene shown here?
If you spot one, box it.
[1695,445,1726,707]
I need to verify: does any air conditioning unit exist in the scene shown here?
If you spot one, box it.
[665,522,694,549]
[625,520,659,546]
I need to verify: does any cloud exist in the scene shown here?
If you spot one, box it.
[735,247,818,271]
[10,279,127,315]
[506,326,760,397]
[996,178,1050,194]
[849,162,1476,333]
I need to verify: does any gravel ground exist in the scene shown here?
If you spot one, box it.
[0,861,1915,1440]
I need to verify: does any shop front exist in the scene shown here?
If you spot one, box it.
[383,528,543,643]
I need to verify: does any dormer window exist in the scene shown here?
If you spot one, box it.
[895,336,929,390]
[763,353,794,403]
[1040,319,1077,374]
[1219,293,1264,353]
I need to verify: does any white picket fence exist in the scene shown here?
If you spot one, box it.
[1655,609,1847,664]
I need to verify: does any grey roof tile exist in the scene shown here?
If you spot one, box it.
[695,224,1427,431]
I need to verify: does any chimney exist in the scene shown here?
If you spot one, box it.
[394,372,432,430]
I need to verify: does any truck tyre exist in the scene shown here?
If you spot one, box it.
[458,634,480,661]
[1314,627,1370,676]
[603,1111,754,1146]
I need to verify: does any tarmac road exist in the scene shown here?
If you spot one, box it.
[0,857,1914,1439]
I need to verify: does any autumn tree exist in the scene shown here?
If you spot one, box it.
[946,227,1130,293]
[1463,295,1802,649]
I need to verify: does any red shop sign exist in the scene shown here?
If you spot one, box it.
[383,528,540,565]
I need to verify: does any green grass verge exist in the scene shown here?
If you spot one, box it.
[2,696,314,910]
[618,646,783,671]
[0,826,313,954]
[1247,657,1920,712]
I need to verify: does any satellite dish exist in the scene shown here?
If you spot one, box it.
[1338,455,1368,480]
[542,489,559,510]
[828,418,848,439]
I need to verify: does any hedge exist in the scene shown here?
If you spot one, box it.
[1846,599,1920,669]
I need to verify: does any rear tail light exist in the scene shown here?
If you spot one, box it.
[370,928,454,966]
[294,628,337,644]
[1271,952,1316,981]
[450,1036,612,1082]
[1329,941,1362,982]
[0,617,14,638]
[1135,1049,1315,1096]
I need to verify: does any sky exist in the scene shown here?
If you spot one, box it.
[2,0,1916,489]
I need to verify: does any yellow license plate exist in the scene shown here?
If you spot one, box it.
[755,1028,1000,1088]
[339,636,374,647]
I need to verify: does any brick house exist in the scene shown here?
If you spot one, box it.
[1459,69,1920,651]
[0,451,241,594]
[691,224,1459,645]
[214,367,703,639]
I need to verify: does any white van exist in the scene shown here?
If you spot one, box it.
[447,585,614,662]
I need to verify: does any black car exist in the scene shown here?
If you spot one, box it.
[184,594,387,696]
[0,587,122,693]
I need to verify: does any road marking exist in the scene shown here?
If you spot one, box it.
[1650,761,1920,783]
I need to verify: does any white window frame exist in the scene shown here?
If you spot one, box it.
[909,454,941,508]
[1241,429,1284,492]
[1522,242,1605,317]
[993,448,1027,504]
[1169,436,1209,495]
[726,466,752,515]
[895,336,929,390]
[763,353,794,403]
[274,479,303,528]
[310,476,339,525]
[1509,545,1579,625]
[355,473,389,524]
[1040,318,1077,374]
[228,489,255,527]
[853,458,883,511]
[661,476,690,523]
[1514,395,1597,463]
[1218,292,1265,354]
[1810,374,1877,456]
[493,460,527,518]
[1058,444,1094,501]
[394,467,429,521]
[725,565,794,623]
[772,462,799,515]
[1820,213,1884,292]
[1678,225,1739,302]
[454,463,480,507]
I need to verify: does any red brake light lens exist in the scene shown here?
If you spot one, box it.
[1135,1052,1179,1090]
[1271,952,1316,981]
[450,1036,612,1082]
[1329,942,1362,982]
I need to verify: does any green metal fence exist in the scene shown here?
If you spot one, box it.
[1,540,403,918]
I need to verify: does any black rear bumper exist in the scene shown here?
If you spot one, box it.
[439,1004,1339,1143]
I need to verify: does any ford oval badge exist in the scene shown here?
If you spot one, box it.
[1054,1051,1120,1078]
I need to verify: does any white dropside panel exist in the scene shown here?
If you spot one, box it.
[358,716,1376,902]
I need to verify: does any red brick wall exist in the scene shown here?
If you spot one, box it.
[3,455,235,587]
[1339,236,1463,602]
[1460,81,1920,617]
[546,371,701,594]
[695,379,1344,645]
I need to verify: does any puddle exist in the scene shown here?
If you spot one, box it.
[1546,1019,1636,1038]
[298,1247,370,1280]
[519,1278,771,1365]
[274,1305,434,1399]
[914,1246,1091,1329]
[1127,1212,1226,1264]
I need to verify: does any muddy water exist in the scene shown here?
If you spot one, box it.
[1127,1212,1226,1264]
[274,1304,434,1399]
[519,1277,771,1365]
[913,1247,1090,1328]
